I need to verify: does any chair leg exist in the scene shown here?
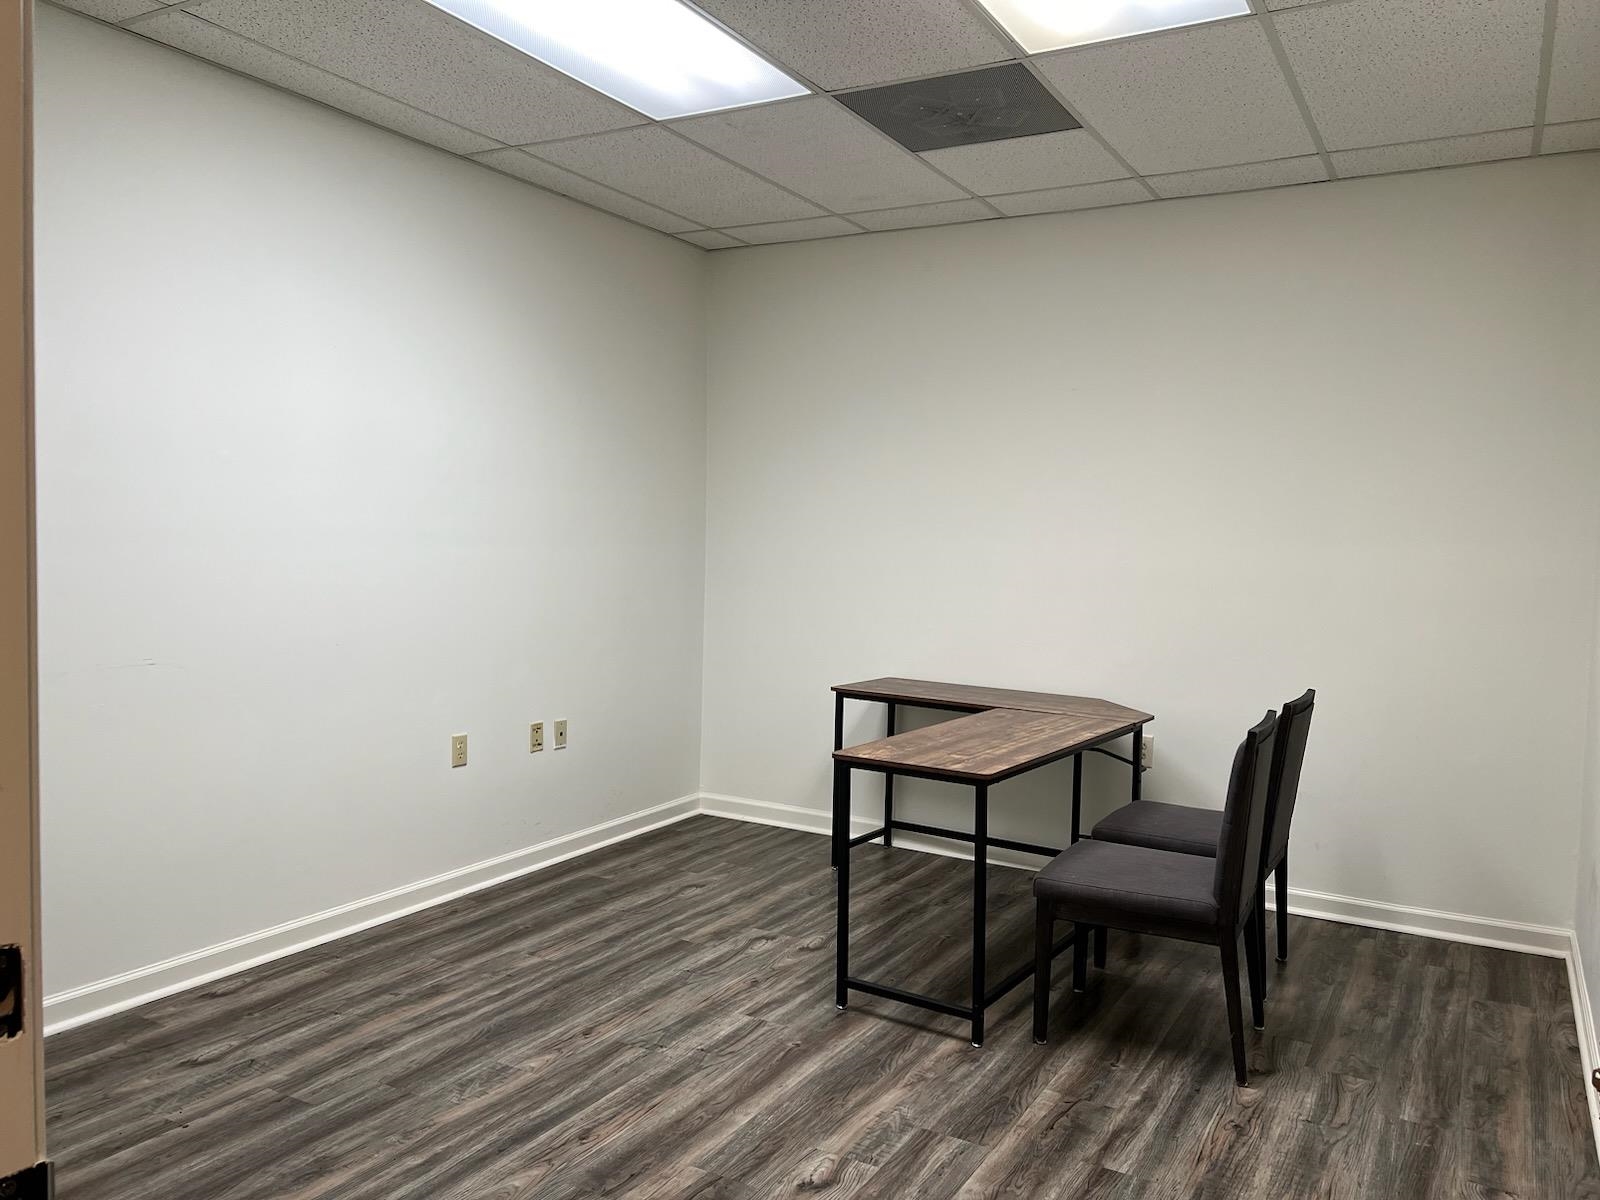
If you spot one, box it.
[1255,876,1268,1004]
[1033,902,1052,1044]
[1219,934,1248,1086]
[1093,925,1107,968]
[1244,910,1265,1031]
[1275,853,1289,962]
[1072,923,1087,992]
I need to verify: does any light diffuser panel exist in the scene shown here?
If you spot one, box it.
[422,0,808,121]
[976,0,1252,54]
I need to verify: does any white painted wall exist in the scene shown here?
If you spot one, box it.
[33,0,1600,1005]
[34,7,709,996]
[703,153,1600,931]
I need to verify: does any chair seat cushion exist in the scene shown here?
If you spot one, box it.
[1034,840,1219,942]
[1092,801,1222,858]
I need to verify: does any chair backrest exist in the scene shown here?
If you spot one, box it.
[1213,710,1277,927]
[1262,688,1316,871]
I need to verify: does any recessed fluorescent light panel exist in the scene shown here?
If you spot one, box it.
[977,0,1251,53]
[422,0,808,120]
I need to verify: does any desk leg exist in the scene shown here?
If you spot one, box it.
[971,784,988,1048]
[1131,726,1143,803]
[1084,743,1107,967]
[832,694,845,869]
[882,702,896,848]
[1070,753,1083,845]
[835,761,850,1010]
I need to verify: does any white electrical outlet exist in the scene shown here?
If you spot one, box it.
[1140,736,1154,770]
[554,719,568,749]
[451,733,468,768]
[530,722,544,753]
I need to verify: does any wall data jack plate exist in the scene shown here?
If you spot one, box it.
[554,720,568,749]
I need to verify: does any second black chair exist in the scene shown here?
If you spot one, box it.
[1033,711,1277,1085]
[1091,688,1315,969]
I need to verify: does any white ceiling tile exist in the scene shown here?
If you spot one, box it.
[677,230,746,250]
[50,0,164,20]
[690,0,1011,90]
[1329,128,1534,177]
[722,216,860,244]
[1274,0,1545,150]
[921,130,1129,194]
[472,149,699,233]
[530,127,825,228]
[1262,0,1317,7]
[850,199,997,230]
[670,97,965,213]
[128,11,499,155]
[1547,0,1600,124]
[1542,121,1600,155]
[989,179,1151,216]
[185,0,643,146]
[1035,20,1316,174]
[1148,155,1327,198]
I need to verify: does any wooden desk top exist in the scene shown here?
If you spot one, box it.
[833,676,1153,725]
[833,707,1143,785]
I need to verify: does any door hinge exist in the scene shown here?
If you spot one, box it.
[0,945,21,1038]
[0,1162,53,1200]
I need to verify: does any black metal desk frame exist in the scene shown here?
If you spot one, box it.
[832,695,1146,1048]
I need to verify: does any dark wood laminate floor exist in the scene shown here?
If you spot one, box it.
[46,817,1599,1199]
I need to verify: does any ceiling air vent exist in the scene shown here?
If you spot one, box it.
[836,63,1081,154]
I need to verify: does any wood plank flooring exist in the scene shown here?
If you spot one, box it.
[45,817,1599,1199]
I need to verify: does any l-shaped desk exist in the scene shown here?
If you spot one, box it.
[830,677,1154,1046]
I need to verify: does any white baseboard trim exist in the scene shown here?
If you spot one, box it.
[43,794,701,1035]
[1567,934,1600,1165]
[1284,886,1571,958]
[700,794,1573,958]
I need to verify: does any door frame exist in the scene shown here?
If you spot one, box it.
[0,0,44,1187]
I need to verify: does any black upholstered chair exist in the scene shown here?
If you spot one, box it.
[1032,711,1277,1086]
[1090,689,1315,969]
